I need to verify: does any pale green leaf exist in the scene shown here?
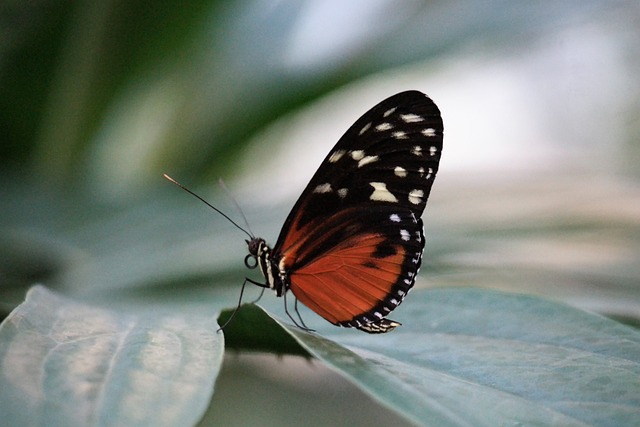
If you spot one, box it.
[0,286,224,427]
[259,288,640,427]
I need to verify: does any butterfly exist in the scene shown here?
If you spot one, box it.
[166,90,443,333]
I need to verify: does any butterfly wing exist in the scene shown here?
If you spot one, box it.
[273,91,443,333]
[283,206,424,333]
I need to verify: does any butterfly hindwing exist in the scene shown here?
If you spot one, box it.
[268,91,443,333]
[282,206,424,331]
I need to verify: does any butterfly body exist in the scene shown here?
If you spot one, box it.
[246,90,443,334]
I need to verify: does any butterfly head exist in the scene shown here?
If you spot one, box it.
[244,238,261,269]
[246,237,267,258]
[245,237,282,293]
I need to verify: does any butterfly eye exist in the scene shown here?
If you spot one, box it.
[244,254,258,269]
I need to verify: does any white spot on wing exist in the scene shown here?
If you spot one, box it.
[383,107,397,117]
[358,155,379,167]
[400,229,410,241]
[422,128,436,137]
[429,146,437,156]
[389,214,401,222]
[350,150,365,161]
[394,166,407,177]
[375,122,393,131]
[329,149,346,163]
[359,122,371,135]
[337,188,348,198]
[392,131,408,139]
[401,113,424,123]
[408,189,424,205]
[313,183,332,193]
[411,146,423,156]
[369,182,398,203]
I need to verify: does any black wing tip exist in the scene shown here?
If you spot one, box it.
[355,318,402,334]
[387,90,429,103]
[385,90,441,117]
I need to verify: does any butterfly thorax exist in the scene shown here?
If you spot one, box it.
[246,237,287,297]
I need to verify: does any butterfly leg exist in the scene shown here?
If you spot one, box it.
[217,277,268,332]
[245,277,269,288]
[293,298,311,330]
[283,292,315,333]
[249,287,267,304]
[243,276,270,303]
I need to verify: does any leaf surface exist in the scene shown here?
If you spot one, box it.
[0,286,224,427]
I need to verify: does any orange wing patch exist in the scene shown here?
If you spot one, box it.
[288,234,406,325]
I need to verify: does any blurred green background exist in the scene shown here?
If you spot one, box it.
[1,1,639,425]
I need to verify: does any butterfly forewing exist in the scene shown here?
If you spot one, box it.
[276,90,442,241]
[270,91,443,333]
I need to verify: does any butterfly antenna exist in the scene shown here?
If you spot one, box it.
[163,174,253,239]
[217,178,254,238]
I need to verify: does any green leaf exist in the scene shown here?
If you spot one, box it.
[218,304,310,357]
[0,286,224,427]
[258,288,640,427]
